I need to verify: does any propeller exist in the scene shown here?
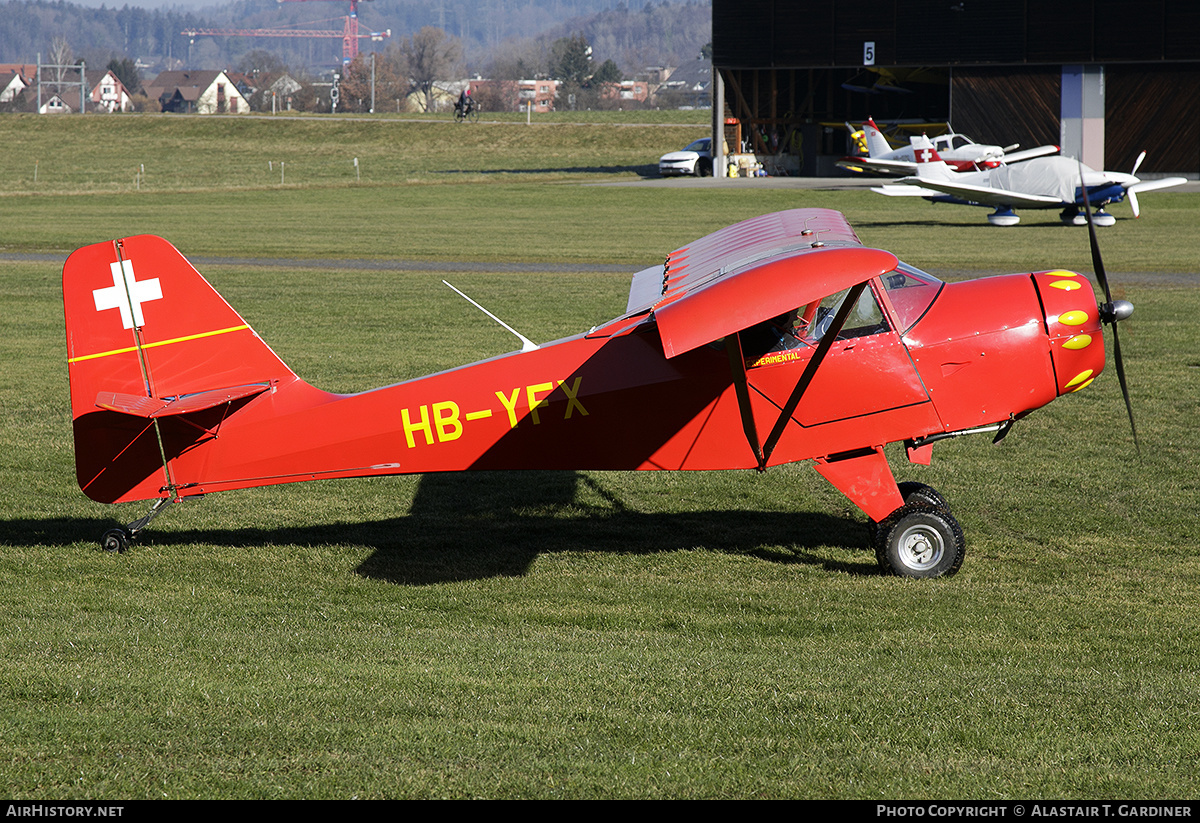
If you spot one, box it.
[1127,151,1148,216]
[1131,150,1146,176]
[1079,162,1140,454]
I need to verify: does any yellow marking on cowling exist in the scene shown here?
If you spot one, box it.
[1062,334,1094,350]
[1058,310,1090,326]
[1065,369,1094,389]
[67,325,251,364]
[1045,270,1079,278]
[1050,280,1083,291]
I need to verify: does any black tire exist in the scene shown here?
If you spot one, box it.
[696,158,712,177]
[101,528,130,553]
[897,481,950,512]
[867,482,950,546]
[875,504,965,579]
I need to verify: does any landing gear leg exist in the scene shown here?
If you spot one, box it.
[867,481,950,550]
[99,495,176,553]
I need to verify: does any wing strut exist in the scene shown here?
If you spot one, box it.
[724,282,867,469]
[725,331,766,469]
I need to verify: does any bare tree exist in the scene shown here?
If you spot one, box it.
[337,53,405,113]
[48,36,74,92]
[395,27,463,113]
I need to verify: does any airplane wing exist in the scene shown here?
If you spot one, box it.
[998,145,1060,164]
[635,209,898,359]
[870,183,941,197]
[878,176,1064,208]
[835,156,916,176]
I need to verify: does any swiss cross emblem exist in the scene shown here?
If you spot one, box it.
[93,259,163,329]
[917,148,934,163]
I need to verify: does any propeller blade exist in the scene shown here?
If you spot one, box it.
[1079,161,1140,454]
[1108,320,1141,455]
[1128,188,1141,218]
[1131,150,1146,176]
[1079,163,1113,304]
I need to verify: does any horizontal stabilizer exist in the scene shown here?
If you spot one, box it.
[95,382,271,418]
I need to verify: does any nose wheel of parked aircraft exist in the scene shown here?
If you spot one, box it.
[1062,207,1115,227]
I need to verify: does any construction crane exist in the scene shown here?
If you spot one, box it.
[278,0,376,65]
[183,5,388,66]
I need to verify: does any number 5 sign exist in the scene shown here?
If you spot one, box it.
[863,41,875,66]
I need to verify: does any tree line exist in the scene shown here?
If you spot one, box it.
[1,0,711,113]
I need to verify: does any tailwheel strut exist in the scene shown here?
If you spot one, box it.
[99,494,177,553]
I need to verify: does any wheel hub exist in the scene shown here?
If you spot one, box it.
[897,524,945,570]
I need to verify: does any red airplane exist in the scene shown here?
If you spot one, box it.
[62,206,1133,578]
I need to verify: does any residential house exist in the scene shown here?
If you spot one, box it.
[264,73,303,111]
[87,69,133,113]
[598,78,650,108]
[518,78,559,112]
[145,70,249,114]
[0,67,31,103]
[650,60,712,109]
[38,94,73,114]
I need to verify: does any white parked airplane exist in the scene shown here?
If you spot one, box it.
[870,146,1187,226]
[837,118,1059,177]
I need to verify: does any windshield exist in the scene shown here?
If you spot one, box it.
[882,262,944,333]
[686,138,711,152]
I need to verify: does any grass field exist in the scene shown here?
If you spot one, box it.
[1,114,1199,799]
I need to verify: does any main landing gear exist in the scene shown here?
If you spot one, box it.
[870,482,966,579]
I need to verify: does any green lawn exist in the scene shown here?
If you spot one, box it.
[1,113,1198,799]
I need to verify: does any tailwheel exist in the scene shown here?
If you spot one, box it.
[100,528,131,553]
[875,503,965,579]
[96,494,177,554]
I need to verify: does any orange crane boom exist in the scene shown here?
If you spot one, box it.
[183,0,387,65]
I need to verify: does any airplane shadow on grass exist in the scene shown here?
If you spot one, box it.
[7,471,878,584]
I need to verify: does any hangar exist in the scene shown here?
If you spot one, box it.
[709,1,1200,179]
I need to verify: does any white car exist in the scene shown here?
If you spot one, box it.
[659,138,712,177]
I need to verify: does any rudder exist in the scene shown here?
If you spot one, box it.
[63,235,298,503]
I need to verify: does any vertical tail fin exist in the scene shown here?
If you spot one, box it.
[909,141,955,180]
[862,118,894,158]
[63,236,298,503]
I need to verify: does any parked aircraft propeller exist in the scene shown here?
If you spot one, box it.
[1122,150,1186,218]
[1080,162,1140,454]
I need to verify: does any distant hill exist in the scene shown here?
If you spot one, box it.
[0,0,711,79]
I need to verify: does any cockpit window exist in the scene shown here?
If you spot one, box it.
[882,262,944,333]
[805,286,889,342]
[739,285,892,368]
